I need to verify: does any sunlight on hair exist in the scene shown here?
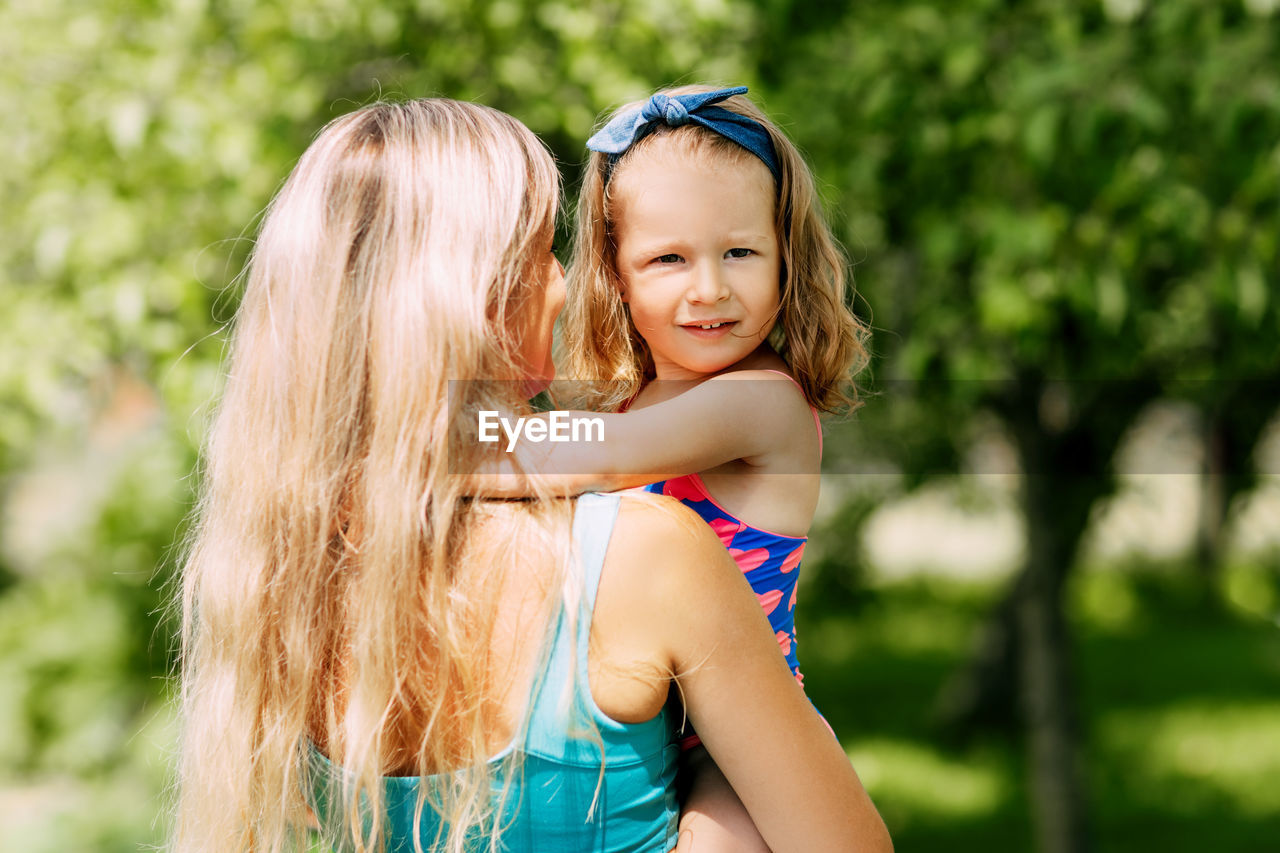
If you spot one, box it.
[173,98,587,853]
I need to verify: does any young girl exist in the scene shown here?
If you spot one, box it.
[497,85,870,849]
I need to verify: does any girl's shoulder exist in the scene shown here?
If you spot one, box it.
[710,366,799,386]
[707,366,816,418]
[629,365,811,424]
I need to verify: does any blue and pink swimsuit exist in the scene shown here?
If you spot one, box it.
[642,472,812,683]
[636,373,829,745]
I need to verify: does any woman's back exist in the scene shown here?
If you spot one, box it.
[308,493,680,852]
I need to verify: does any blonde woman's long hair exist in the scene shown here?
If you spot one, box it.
[560,84,869,413]
[174,98,570,853]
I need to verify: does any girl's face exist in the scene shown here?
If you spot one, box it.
[515,248,565,394]
[612,151,780,381]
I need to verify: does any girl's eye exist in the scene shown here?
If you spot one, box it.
[654,253,683,264]
[726,248,753,259]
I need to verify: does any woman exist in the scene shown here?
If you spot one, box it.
[173,98,890,853]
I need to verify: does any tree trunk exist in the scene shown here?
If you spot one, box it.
[1192,385,1279,605]
[1018,472,1090,853]
[935,377,1149,850]
[1194,412,1228,591]
[933,572,1022,737]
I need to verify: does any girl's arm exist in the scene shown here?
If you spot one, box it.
[606,499,892,853]
[465,371,811,495]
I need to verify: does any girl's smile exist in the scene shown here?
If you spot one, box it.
[679,320,737,339]
[612,151,780,381]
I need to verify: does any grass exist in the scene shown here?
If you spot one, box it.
[798,565,1280,851]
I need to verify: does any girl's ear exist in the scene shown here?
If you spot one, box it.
[615,274,630,304]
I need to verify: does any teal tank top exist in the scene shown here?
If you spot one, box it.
[307,493,680,851]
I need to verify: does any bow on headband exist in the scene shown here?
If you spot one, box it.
[586,86,780,181]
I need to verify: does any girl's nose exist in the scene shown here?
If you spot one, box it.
[688,261,730,304]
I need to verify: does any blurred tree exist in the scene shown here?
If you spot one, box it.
[767,1,1280,852]
[0,1,764,845]
[1169,17,1280,595]
[1,0,767,475]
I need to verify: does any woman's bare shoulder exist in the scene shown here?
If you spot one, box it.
[597,494,750,656]
[609,492,730,567]
[599,495,739,612]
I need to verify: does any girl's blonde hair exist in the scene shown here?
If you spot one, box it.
[174,98,571,853]
[560,84,869,413]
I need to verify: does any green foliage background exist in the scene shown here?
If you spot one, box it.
[2,0,1277,850]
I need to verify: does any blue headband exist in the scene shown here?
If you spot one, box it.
[586,86,780,182]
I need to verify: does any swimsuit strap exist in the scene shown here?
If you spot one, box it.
[759,369,823,457]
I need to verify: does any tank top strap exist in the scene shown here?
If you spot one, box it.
[523,492,621,757]
[758,369,823,457]
[570,491,622,635]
